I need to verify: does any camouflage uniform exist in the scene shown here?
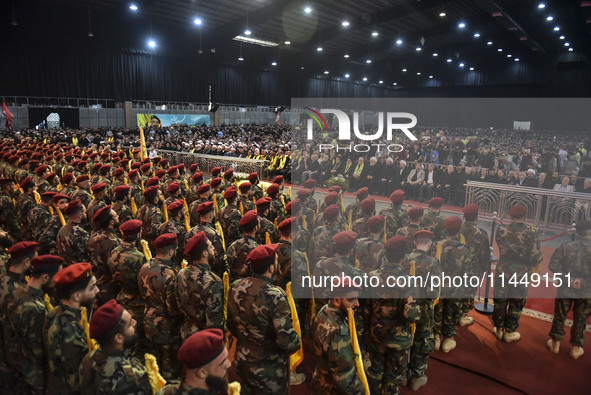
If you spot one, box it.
[129,182,143,208]
[44,303,88,394]
[87,228,121,305]
[138,257,182,379]
[460,220,490,315]
[256,215,277,246]
[493,222,543,333]
[219,203,242,249]
[0,271,27,389]
[36,180,51,195]
[86,198,106,231]
[188,198,208,227]
[344,201,361,224]
[351,216,370,238]
[16,191,37,240]
[61,185,78,200]
[0,192,19,239]
[268,197,285,225]
[38,214,63,255]
[275,238,306,290]
[227,235,259,282]
[176,261,224,340]
[212,191,226,214]
[239,194,255,213]
[312,255,362,300]
[353,234,386,273]
[420,210,445,241]
[56,222,90,267]
[157,218,188,271]
[251,183,263,201]
[308,225,339,265]
[380,204,410,239]
[301,205,316,232]
[188,222,227,277]
[548,238,591,346]
[112,201,134,225]
[228,274,301,394]
[73,188,93,209]
[406,249,441,380]
[396,224,421,254]
[79,348,152,394]
[28,204,52,242]
[136,202,164,251]
[312,303,364,394]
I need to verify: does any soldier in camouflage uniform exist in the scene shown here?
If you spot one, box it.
[111,167,127,193]
[37,193,70,254]
[493,204,543,343]
[547,221,591,359]
[433,217,473,353]
[222,168,235,191]
[238,181,256,213]
[112,184,134,225]
[266,183,285,225]
[297,188,316,231]
[136,185,164,252]
[344,187,369,226]
[73,175,93,209]
[228,244,301,394]
[0,242,38,392]
[87,205,121,306]
[460,204,490,325]
[303,178,318,214]
[275,217,306,290]
[247,172,264,200]
[44,262,99,394]
[157,199,188,271]
[380,189,410,239]
[219,186,242,248]
[312,280,363,394]
[273,175,291,205]
[227,210,260,281]
[138,233,183,379]
[351,197,376,237]
[80,299,152,394]
[60,173,77,199]
[315,191,346,231]
[0,178,20,239]
[396,206,424,253]
[288,199,311,253]
[128,169,143,208]
[189,183,212,226]
[420,197,446,241]
[309,205,341,265]
[28,191,55,242]
[186,171,204,204]
[210,177,226,214]
[97,165,113,199]
[177,232,224,341]
[187,201,227,277]
[353,215,386,273]
[164,181,182,207]
[45,172,61,193]
[407,230,441,391]
[16,177,37,240]
[7,255,62,394]
[165,166,187,198]
[34,165,51,194]
[87,182,108,231]
[255,196,277,245]
[367,236,419,395]
[56,200,90,267]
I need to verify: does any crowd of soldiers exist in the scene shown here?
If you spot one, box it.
[0,139,589,395]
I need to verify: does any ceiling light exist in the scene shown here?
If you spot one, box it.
[304,6,312,13]
[393,82,398,86]
[147,40,156,48]
[487,41,493,45]
[569,47,574,51]
[366,59,372,63]
[565,42,570,46]
[244,29,252,36]
[514,58,520,61]
[538,3,546,9]
[379,80,383,84]
[363,77,368,81]
[474,33,481,37]
[498,48,503,51]
[233,35,279,47]
[342,20,350,27]
[433,53,438,56]
[439,11,446,17]
[429,75,434,79]
[402,68,407,72]
[416,47,422,51]
[553,26,560,31]
[458,22,466,28]
[194,18,202,25]
[559,35,565,40]
[300,66,305,70]
[396,39,403,45]
[271,61,278,66]
[345,74,350,78]
[238,56,244,61]
[459,63,465,67]
[316,46,323,52]
[507,54,512,57]
[372,31,379,37]
[284,41,291,45]
[546,16,553,21]
[416,72,421,75]
[447,58,452,62]
[129,4,138,11]
[324,70,329,74]
[469,67,474,70]
[344,53,350,58]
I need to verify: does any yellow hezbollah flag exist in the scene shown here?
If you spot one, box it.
[80,307,97,351]
[347,308,370,395]
[163,204,169,222]
[56,207,66,227]
[139,127,147,161]
[216,222,226,251]
[287,282,304,371]
[302,252,316,326]
[145,353,166,392]
[130,197,138,217]
[141,240,152,261]
[223,272,229,322]
[183,199,191,232]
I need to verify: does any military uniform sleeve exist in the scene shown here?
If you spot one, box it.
[164,268,181,318]
[269,289,301,354]
[325,327,364,394]
[205,276,225,331]
[62,322,91,393]
[19,304,46,360]
[548,243,565,274]
[528,230,544,266]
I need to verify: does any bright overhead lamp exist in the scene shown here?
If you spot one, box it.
[396,39,403,45]
[129,4,138,11]
[194,18,202,25]
[439,11,446,17]
[317,46,323,52]
[363,77,368,81]
[507,54,512,57]
[342,21,350,27]
[233,35,279,47]
[393,82,398,85]
[515,58,520,61]
[447,58,452,62]
[304,6,312,13]
[271,61,278,66]
[366,59,372,63]
[324,70,329,74]
[458,22,466,28]
[554,26,560,31]
[379,80,383,84]
[147,40,156,48]
[498,48,503,51]
[538,3,545,9]
[487,41,493,45]
[416,72,421,75]
[569,47,574,52]
[238,56,244,61]
[546,16,553,21]
[344,53,350,58]
[469,67,474,70]
[244,29,252,36]
[284,41,291,45]
[402,68,407,72]
[416,47,422,51]
[433,53,438,56]
[459,63,465,67]
[345,74,350,78]
[429,75,434,79]
[559,35,565,40]
[372,31,379,37]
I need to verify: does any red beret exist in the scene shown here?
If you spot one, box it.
[509,204,527,218]
[272,175,284,184]
[177,328,225,369]
[266,183,280,197]
[132,149,140,154]
[91,163,102,172]
[52,193,70,203]
[8,241,39,258]
[356,187,369,198]
[239,210,258,226]
[160,159,169,167]
[89,299,124,340]
[144,185,160,199]
[113,185,131,198]
[248,172,258,182]
[76,175,89,183]
[77,161,88,169]
[20,176,35,189]
[238,181,251,193]
[63,200,83,216]
[99,165,111,174]
[192,172,204,182]
[177,163,185,170]
[35,165,49,175]
[131,162,141,170]
[384,235,408,254]
[223,186,237,200]
[198,184,211,194]
[62,173,74,184]
[30,254,64,272]
[255,197,272,208]
[146,177,159,187]
[278,217,298,233]
[390,189,405,203]
[296,188,311,198]
[92,205,112,223]
[287,199,301,214]
[91,182,107,193]
[324,192,339,205]
[197,201,214,215]
[248,244,278,271]
[54,262,92,286]
[408,207,424,220]
[211,167,222,175]
[166,182,180,194]
[189,163,199,172]
[154,233,178,249]
[128,169,139,179]
[323,204,340,220]
[45,172,58,181]
[414,230,434,239]
[462,203,479,217]
[303,179,316,188]
[210,177,222,188]
[444,216,462,234]
[224,169,233,178]
[428,197,444,208]
[328,185,342,193]
[333,230,358,247]
[41,191,56,200]
[167,199,185,214]
[167,166,179,175]
[360,198,376,212]
[184,231,208,256]
[155,169,166,178]
[140,164,152,172]
[120,159,129,167]
[119,219,143,235]
[113,167,125,177]
[367,215,385,230]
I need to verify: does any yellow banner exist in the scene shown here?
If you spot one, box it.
[347,308,370,395]
[287,282,304,371]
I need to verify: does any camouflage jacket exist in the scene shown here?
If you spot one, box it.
[405,249,441,299]
[396,224,421,254]
[188,222,227,277]
[239,194,255,213]
[353,235,386,273]
[44,303,88,395]
[307,194,318,215]
[549,238,591,297]
[351,216,370,238]
[61,185,78,200]
[109,241,147,313]
[293,225,311,254]
[227,235,259,281]
[268,198,285,225]
[138,257,181,343]
[0,271,27,380]
[344,201,361,224]
[16,192,37,239]
[219,203,242,248]
[129,182,143,208]
[228,275,301,364]
[313,256,362,299]
[301,206,316,232]
[380,204,410,240]
[79,348,152,395]
[256,215,277,245]
[157,218,188,271]
[7,285,48,390]
[0,194,19,238]
[87,199,106,230]
[312,303,364,395]
[274,239,300,290]
[212,191,226,214]
[136,203,164,249]
[56,222,90,267]
[176,262,224,340]
[461,221,490,275]
[189,198,209,227]
[28,204,53,241]
[112,201,134,225]
[495,222,543,277]
[38,214,63,255]
[73,188,93,209]
[87,228,121,302]
[420,210,445,241]
[251,183,263,200]
[309,225,340,265]
[37,180,51,194]
[156,381,214,395]
[435,236,472,297]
